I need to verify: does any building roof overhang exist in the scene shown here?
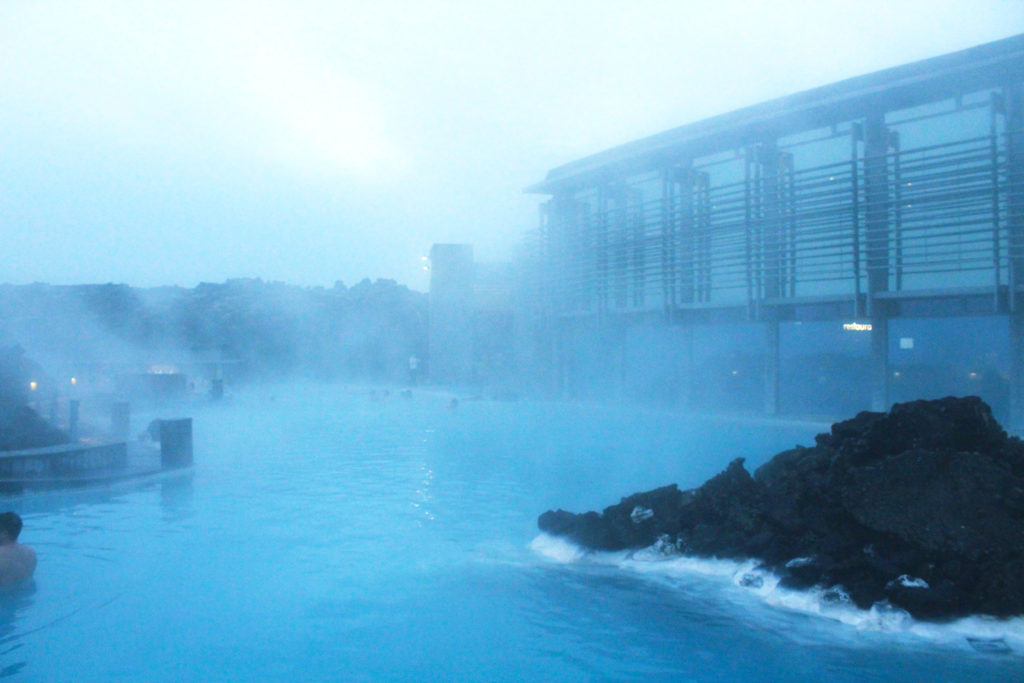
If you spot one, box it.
[526,33,1024,195]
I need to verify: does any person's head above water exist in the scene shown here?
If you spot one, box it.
[0,512,23,543]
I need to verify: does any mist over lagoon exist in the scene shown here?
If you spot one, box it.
[5,386,1024,681]
[4,3,1024,680]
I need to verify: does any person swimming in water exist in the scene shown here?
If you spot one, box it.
[0,512,36,586]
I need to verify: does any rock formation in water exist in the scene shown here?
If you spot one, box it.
[538,396,1024,620]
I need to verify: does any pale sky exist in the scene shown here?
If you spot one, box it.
[2,0,1023,291]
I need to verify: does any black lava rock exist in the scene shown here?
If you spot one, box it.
[537,396,1024,620]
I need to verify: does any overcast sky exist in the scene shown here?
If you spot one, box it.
[2,1,1023,291]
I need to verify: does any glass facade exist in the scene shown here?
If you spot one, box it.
[527,36,1024,421]
[542,92,1011,315]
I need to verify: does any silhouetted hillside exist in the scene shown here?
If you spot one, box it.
[0,278,427,383]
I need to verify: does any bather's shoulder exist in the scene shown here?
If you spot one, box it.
[0,543,36,585]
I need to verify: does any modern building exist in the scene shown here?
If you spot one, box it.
[525,34,1024,423]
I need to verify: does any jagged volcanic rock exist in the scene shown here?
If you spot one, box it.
[537,396,1024,620]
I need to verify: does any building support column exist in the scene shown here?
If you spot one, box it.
[678,167,696,306]
[614,322,628,399]
[764,312,780,416]
[542,195,573,398]
[1011,314,1024,430]
[680,323,694,411]
[870,313,889,412]
[864,113,891,411]
[760,144,783,302]
[660,168,677,319]
[1006,84,1024,427]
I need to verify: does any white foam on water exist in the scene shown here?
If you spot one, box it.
[530,533,1024,655]
[530,533,595,564]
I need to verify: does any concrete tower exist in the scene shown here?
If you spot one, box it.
[429,244,475,384]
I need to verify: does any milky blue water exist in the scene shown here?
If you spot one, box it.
[2,385,1023,681]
